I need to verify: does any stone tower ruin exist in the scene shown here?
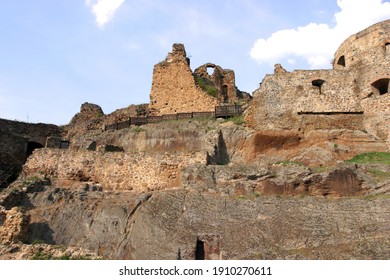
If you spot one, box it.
[149,43,251,116]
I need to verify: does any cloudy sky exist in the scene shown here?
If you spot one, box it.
[0,0,389,124]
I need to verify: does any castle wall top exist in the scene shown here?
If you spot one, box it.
[333,20,390,70]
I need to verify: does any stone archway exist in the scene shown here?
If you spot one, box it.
[26,141,44,158]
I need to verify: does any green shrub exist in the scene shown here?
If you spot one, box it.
[346,152,390,165]
[226,115,245,125]
[132,127,145,133]
[194,76,218,98]
[32,251,53,260]
[32,239,44,245]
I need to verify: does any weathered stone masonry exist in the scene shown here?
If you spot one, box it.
[24,148,204,192]
[247,20,389,145]
[0,118,62,167]
[149,44,218,115]
[149,44,251,116]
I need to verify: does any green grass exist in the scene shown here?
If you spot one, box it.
[311,166,333,173]
[226,115,245,125]
[367,169,390,182]
[31,251,53,260]
[275,161,305,166]
[194,75,218,98]
[31,251,94,260]
[236,192,260,200]
[132,126,145,133]
[346,152,390,165]
[362,193,390,200]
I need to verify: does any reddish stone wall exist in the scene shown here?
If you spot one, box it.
[299,114,364,132]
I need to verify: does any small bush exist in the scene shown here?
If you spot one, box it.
[195,76,218,98]
[32,251,53,260]
[32,239,44,245]
[132,127,145,133]
[226,115,245,125]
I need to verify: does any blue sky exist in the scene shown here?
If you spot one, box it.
[0,0,389,125]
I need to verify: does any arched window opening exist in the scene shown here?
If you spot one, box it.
[371,78,389,95]
[337,55,346,67]
[206,67,215,76]
[312,79,325,94]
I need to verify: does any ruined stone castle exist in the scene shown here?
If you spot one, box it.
[0,20,390,260]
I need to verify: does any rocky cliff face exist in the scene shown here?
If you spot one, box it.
[1,180,389,260]
[1,117,389,260]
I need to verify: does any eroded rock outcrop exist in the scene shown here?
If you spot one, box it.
[0,206,29,244]
[1,184,389,260]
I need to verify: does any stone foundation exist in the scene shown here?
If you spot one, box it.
[23,149,205,192]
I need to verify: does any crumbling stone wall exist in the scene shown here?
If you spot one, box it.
[23,149,205,192]
[0,206,30,244]
[65,102,149,140]
[194,63,251,104]
[103,104,149,124]
[149,44,218,115]
[0,118,62,166]
[247,20,389,143]
[247,68,362,131]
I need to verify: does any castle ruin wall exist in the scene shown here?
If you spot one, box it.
[247,20,389,143]
[149,44,218,115]
[23,149,205,192]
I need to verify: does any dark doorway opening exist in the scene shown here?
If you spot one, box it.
[60,140,70,149]
[195,238,205,260]
[26,141,44,158]
[222,85,228,103]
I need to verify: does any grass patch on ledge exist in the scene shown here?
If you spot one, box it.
[346,152,390,165]
[274,161,305,166]
[362,193,390,200]
[225,115,245,125]
[367,169,390,182]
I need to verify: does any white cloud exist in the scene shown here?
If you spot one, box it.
[85,0,126,27]
[250,0,390,69]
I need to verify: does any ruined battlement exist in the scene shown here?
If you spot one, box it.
[333,20,390,70]
[247,20,389,144]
